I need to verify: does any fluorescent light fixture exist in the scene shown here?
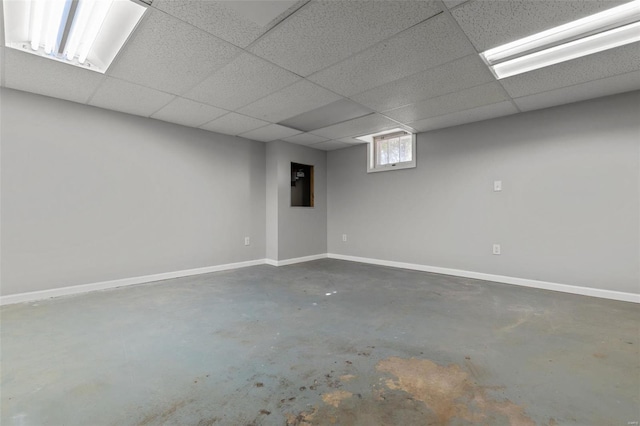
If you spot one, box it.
[481,0,640,79]
[3,0,147,73]
[355,128,409,144]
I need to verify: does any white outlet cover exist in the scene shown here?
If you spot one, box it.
[494,180,502,191]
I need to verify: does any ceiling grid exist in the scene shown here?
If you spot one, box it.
[1,0,638,150]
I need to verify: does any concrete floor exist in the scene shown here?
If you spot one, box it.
[1,259,638,425]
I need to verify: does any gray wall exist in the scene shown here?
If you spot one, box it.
[266,141,327,261]
[328,92,640,294]
[1,88,266,296]
[3,88,637,297]
[265,142,279,261]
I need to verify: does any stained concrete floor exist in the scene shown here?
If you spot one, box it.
[1,259,638,425]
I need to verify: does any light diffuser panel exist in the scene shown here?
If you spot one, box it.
[3,0,147,73]
[481,0,640,79]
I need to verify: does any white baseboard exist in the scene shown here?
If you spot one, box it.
[327,253,640,303]
[0,259,266,306]
[265,253,328,267]
[4,253,637,306]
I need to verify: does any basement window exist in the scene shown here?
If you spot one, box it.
[357,129,416,173]
[291,162,314,207]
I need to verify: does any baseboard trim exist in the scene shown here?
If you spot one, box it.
[0,259,266,306]
[327,253,639,303]
[265,253,328,267]
[4,254,637,306]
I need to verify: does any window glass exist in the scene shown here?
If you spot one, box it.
[375,133,412,166]
[399,135,412,162]
[368,131,416,173]
[377,139,389,166]
[388,137,400,164]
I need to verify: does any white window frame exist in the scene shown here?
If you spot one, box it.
[366,130,416,173]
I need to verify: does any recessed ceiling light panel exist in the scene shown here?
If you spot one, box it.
[3,0,147,73]
[481,0,640,79]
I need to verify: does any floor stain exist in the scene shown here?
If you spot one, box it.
[339,374,356,382]
[463,357,487,381]
[137,399,193,425]
[196,418,219,426]
[287,390,433,425]
[322,373,341,389]
[286,407,316,425]
[322,390,353,408]
[497,312,533,333]
[376,357,536,425]
[377,357,467,423]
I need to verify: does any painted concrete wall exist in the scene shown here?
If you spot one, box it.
[3,87,637,297]
[265,144,279,261]
[1,88,266,296]
[265,141,327,261]
[328,92,640,294]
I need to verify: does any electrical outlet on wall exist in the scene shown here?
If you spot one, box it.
[494,180,502,191]
[493,244,501,255]
[244,237,250,246]
[342,234,347,242]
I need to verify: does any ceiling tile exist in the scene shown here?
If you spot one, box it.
[88,78,174,117]
[216,0,300,27]
[154,0,300,48]
[310,113,405,140]
[308,13,475,97]
[283,133,329,145]
[184,53,300,110]
[0,47,4,86]
[7,0,639,136]
[443,0,469,9]
[200,112,270,136]
[237,80,342,123]
[108,9,241,95]
[3,49,104,104]
[0,4,4,45]
[151,97,228,128]
[239,124,301,142]
[337,137,367,144]
[0,9,4,83]
[501,42,640,98]
[514,71,640,112]
[310,140,353,151]
[408,101,518,133]
[248,0,443,76]
[278,98,373,132]
[384,82,510,123]
[452,0,628,52]
[351,55,495,113]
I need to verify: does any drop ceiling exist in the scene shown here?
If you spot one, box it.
[1,0,638,151]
